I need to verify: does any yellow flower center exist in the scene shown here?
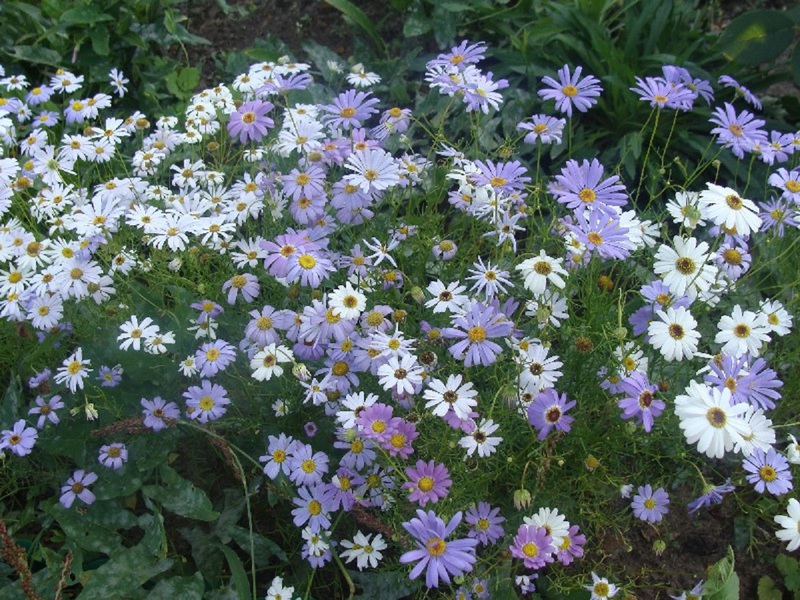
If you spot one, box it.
[417,476,435,492]
[706,407,726,428]
[578,188,596,203]
[298,254,316,269]
[199,396,214,411]
[468,326,486,343]
[426,537,447,556]
[522,542,539,557]
[562,85,578,97]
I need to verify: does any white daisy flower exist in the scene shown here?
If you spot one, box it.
[674,382,749,459]
[774,498,800,552]
[328,282,367,320]
[648,306,701,362]
[699,182,762,236]
[339,531,387,570]
[250,343,294,381]
[423,373,478,420]
[459,418,502,458]
[653,236,718,298]
[516,250,568,295]
[523,506,570,548]
[665,190,707,229]
[425,280,469,314]
[760,299,793,336]
[714,304,771,358]
[117,315,160,351]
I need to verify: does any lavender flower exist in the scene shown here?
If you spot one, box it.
[743,448,793,496]
[464,502,505,545]
[183,380,231,423]
[98,442,128,469]
[195,339,237,378]
[518,114,566,145]
[631,484,670,523]
[28,395,64,429]
[60,469,98,508]
[0,419,38,456]
[141,396,180,431]
[222,273,260,304]
[399,510,478,588]
[538,64,602,117]
[510,524,554,570]
[687,478,735,514]
[320,89,380,130]
[709,102,767,159]
[227,100,274,144]
[549,158,628,214]
[403,460,452,507]
[442,301,514,367]
[527,388,576,440]
[617,372,664,432]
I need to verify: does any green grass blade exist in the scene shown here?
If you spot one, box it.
[323,0,386,55]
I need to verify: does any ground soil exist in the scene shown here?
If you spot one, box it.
[176,1,796,597]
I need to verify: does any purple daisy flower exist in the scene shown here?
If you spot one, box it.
[141,396,180,431]
[285,249,336,288]
[0,419,38,456]
[227,99,274,144]
[630,76,694,111]
[282,165,327,202]
[98,442,128,469]
[191,299,224,324]
[473,159,531,195]
[183,380,230,423]
[617,372,664,432]
[96,364,123,388]
[442,301,514,367]
[537,64,602,117]
[291,484,334,532]
[427,40,487,71]
[195,339,237,378]
[743,447,793,496]
[631,484,670,523]
[403,460,452,507]
[510,524,554,570]
[518,114,566,145]
[464,502,505,546]
[289,443,329,487]
[259,433,297,480]
[399,510,478,588]
[739,357,783,411]
[709,102,767,159]
[687,478,735,514]
[527,388,576,440]
[549,158,628,213]
[60,469,98,508]
[356,402,395,444]
[555,524,586,566]
[383,419,418,459]
[758,198,798,237]
[28,395,64,429]
[718,75,762,110]
[320,89,380,130]
[565,207,633,261]
[222,273,260,305]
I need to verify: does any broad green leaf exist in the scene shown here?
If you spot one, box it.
[228,525,288,564]
[146,572,205,599]
[177,66,200,93]
[141,465,219,521]
[138,509,168,558]
[352,569,421,600]
[60,5,114,25]
[403,5,432,37]
[777,554,800,592]
[50,504,124,555]
[704,546,740,600]
[90,26,110,56]
[717,9,795,65]
[180,526,223,580]
[323,0,385,54]
[76,543,173,600]
[0,372,22,426]
[757,576,783,600]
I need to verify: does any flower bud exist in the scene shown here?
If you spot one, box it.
[513,488,532,511]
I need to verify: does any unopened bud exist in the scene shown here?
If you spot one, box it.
[513,488,532,511]
[410,286,425,304]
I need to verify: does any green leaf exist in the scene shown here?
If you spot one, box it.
[352,569,421,600]
[717,9,795,65]
[146,572,205,599]
[50,504,124,555]
[141,465,219,521]
[163,9,177,36]
[60,5,114,25]
[0,372,22,426]
[228,525,288,564]
[76,544,173,600]
[758,576,783,600]
[218,544,251,600]
[323,0,386,54]
[777,554,800,592]
[90,25,110,56]
[138,504,168,558]
[403,4,431,37]
[704,546,740,600]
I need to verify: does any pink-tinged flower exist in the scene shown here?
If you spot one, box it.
[383,419,418,459]
[60,469,98,508]
[222,273,260,304]
[227,100,274,143]
[442,302,514,367]
[399,510,478,588]
[631,484,669,522]
[555,524,586,565]
[28,395,64,429]
[194,340,237,378]
[403,460,452,506]
[355,402,395,444]
[510,524,554,570]
[538,64,602,117]
[0,419,38,456]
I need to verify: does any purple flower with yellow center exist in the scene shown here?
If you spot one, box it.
[403,460,452,507]
[555,524,586,565]
[222,273,260,304]
[195,340,237,378]
[527,388,576,440]
[464,502,505,546]
[292,484,334,532]
[320,89,380,130]
[739,357,783,412]
[227,99,274,144]
[383,419,418,459]
[518,114,566,145]
[549,158,628,214]
[0,419,38,456]
[565,207,633,261]
[289,443,329,487]
[60,469,98,508]
[259,433,297,480]
[743,447,793,496]
[687,478,735,514]
[473,159,531,195]
[631,484,670,523]
[510,524,554,570]
[355,402,395,444]
[191,299,224,324]
[617,372,664,432]
[709,102,767,159]
[630,76,694,111]
[442,301,514,367]
[183,380,230,423]
[537,64,602,117]
[285,249,336,288]
[28,395,64,429]
[141,396,180,431]
[399,510,478,588]
[98,442,128,469]
[96,364,123,388]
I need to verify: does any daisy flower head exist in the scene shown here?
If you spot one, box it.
[687,478,735,514]
[399,510,478,588]
[674,381,749,459]
[631,484,669,523]
[377,353,424,396]
[141,396,180,431]
[222,273,260,304]
[320,89,380,130]
[346,66,381,88]
[60,469,98,508]
[108,68,129,97]
[464,502,505,545]
[28,395,64,429]
[538,65,602,117]
[340,531,387,570]
[774,497,800,551]
[549,158,628,214]
[195,339,237,378]
[466,257,513,300]
[647,306,701,362]
[617,371,664,432]
[265,576,296,600]
[516,250,568,295]
[259,432,297,480]
[527,388,575,440]
[403,460,452,506]
[459,418,502,458]
[586,572,619,599]
[665,190,707,229]
[698,182,762,236]
[759,299,793,336]
[510,524,554,570]
[423,373,478,420]
[54,347,92,392]
[629,75,694,110]
[117,315,159,351]
[250,343,295,381]
[227,99,274,144]
[518,114,566,145]
[718,74,762,109]
[564,207,633,261]
[714,304,770,358]
[743,447,793,496]
[442,301,514,368]
[709,102,767,159]
[768,167,800,203]
[289,444,329,488]
[653,236,718,299]
[328,282,367,320]
[432,239,458,261]
[183,380,231,423]
[98,442,128,469]
[343,148,400,195]
[0,419,38,457]
[425,280,469,314]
